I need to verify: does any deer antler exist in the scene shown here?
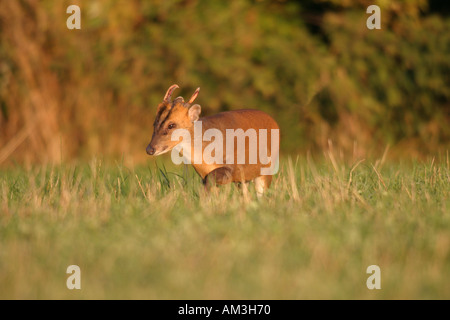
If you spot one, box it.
[163,84,179,102]
[188,87,200,104]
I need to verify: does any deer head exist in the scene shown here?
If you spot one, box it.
[146,85,201,156]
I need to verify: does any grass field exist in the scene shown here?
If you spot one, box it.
[0,153,449,299]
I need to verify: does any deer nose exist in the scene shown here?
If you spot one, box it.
[146,145,155,155]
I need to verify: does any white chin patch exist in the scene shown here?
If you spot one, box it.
[153,148,171,156]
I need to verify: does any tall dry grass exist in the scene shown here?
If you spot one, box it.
[0,153,449,299]
[0,0,153,166]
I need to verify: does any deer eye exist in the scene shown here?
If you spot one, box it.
[168,123,176,130]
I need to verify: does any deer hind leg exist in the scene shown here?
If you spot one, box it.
[254,175,272,198]
[203,167,233,190]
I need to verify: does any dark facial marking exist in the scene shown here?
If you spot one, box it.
[154,103,173,131]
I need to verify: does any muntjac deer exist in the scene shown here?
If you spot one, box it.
[146,84,280,196]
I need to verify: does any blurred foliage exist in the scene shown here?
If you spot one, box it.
[0,0,449,165]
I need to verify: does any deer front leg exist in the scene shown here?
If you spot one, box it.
[203,167,233,190]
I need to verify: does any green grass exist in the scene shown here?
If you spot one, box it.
[0,154,449,299]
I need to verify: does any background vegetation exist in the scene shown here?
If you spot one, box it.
[0,0,449,165]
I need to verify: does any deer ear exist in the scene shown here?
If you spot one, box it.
[188,104,201,122]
